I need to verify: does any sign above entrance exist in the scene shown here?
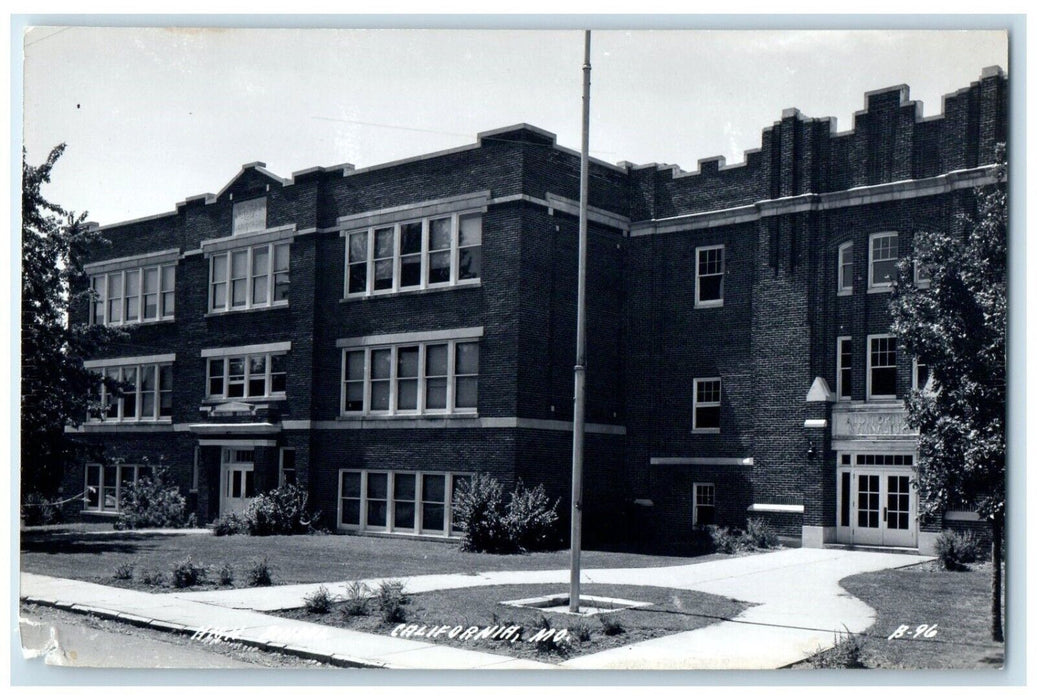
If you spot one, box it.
[832,406,918,439]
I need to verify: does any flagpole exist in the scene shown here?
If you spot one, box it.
[570,29,591,614]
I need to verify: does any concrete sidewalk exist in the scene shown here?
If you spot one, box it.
[21,548,931,670]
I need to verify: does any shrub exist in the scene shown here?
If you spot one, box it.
[113,561,135,580]
[245,557,273,587]
[217,563,235,586]
[743,517,779,550]
[935,529,980,571]
[343,581,371,617]
[139,569,165,586]
[171,556,206,588]
[599,613,625,636]
[505,481,560,552]
[240,484,321,536]
[114,468,196,530]
[212,513,248,536]
[811,628,867,669]
[21,492,63,526]
[569,621,593,643]
[706,519,780,554]
[706,525,745,554]
[304,585,334,614]
[531,615,574,657]
[376,580,408,623]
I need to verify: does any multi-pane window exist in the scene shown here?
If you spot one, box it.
[837,336,853,401]
[838,241,854,294]
[92,363,173,422]
[913,357,930,392]
[868,232,899,290]
[279,448,296,487]
[90,265,176,326]
[209,243,289,312]
[693,483,715,526]
[346,212,482,296]
[342,340,478,415]
[338,469,470,536]
[695,245,724,307]
[84,463,153,513]
[868,335,898,399]
[232,197,267,235]
[692,377,721,432]
[207,352,287,399]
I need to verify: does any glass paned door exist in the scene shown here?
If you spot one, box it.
[220,448,256,516]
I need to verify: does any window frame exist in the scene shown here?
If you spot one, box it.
[279,447,297,488]
[344,211,482,298]
[206,352,288,400]
[208,242,290,313]
[913,236,932,289]
[867,334,898,400]
[837,241,854,295]
[694,244,725,308]
[912,356,931,392]
[692,482,716,527]
[340,339,479,417]
[836,336,853,401]
[692,377,722,433]
[83,462,153,514]
[91,362,173,423]
[868,231,899,292]
[337,469,469,536]
[90,264,176,326]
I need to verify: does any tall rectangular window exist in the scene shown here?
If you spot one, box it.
[838,241,853,295]
[837,336,852,401]
[232,197,267,235]
[209,243,290,312]
[693,483,715,526]
[90,264,175,326]
[868,335,898,399]
[345,212,482,297]
[913,357,930,392]
[692,377,721,432]
[869,232,899,291]
[695,245,724,308]
[279,448,297,487]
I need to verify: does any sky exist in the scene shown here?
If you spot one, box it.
[21,26,1009,227]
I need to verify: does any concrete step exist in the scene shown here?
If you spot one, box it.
[823,543,921,555]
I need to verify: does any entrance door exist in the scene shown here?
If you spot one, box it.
[221,448,256,516]
[836,459,917,548]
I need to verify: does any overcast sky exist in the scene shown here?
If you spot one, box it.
[21,26,1008,226]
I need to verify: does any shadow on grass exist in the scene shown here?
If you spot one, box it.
[20,530,177,555]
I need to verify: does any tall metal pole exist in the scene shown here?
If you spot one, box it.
[569,30,591,614]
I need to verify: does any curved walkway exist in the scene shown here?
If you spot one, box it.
[22,548,930,670]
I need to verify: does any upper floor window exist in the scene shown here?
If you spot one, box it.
[836,336,852,401]
[342,338,479,416]
[90,265,175,326]
[346,212,481,297]
[695,245,724,308]
[837,241,854,295]
[913,236,932,288]
[90,361,173,422]
[867,335,898,400]
[207,351,287,400]
[233,197,267,235]
[692,377,721,432]
[913,356,931,392]
[209,242,289,312]
[868,232,899,291]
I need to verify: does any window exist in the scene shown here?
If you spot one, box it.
[913,357,930,392]
[92,362,173,422]
[867,335,898,399]
[695,245,724,307]
[233,197,267,235]
[207,352,287,399]
[279,448,296,487]
[693,483,715,526]
[838,241,853,295]
[338,469,469,535]
[209,243,289,312]
[84,463,153,513]
[836,336,852,401]
[90,265,176,326]
[692,377,721,432]
[342,339,478,416]
[868,232,899,291]
[913,237,932,288]
[346,212,481,297]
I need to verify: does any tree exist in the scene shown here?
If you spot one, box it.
[889,145,1007,642]
[21,145,122,501]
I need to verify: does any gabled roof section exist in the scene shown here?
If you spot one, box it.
[214,161,290,201]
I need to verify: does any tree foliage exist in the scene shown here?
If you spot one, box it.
[21,145,122,497]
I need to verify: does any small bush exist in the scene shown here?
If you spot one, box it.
[342,581,371,617]
[241,484,321,536]
[139,569,165,586]
[114,468,196,530]
[304,585,334,614]
[217,563,235,586]
[245,556,273,587]
[505,481,560,552]
[212,513,248,536]
[707,525,745,554]
[569,621,593,643]
[376,580,408,623]
[811,629,867,669]
[171,556,206,588]
[599,613,625,636]
[113,561,135,580]
[22,493,63,526]
[935,529,980,571]
[532,615,574,657]
[743,517,780,550]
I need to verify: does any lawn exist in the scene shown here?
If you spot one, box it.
[20,526,712,589]
[795,561,1005,669]
[278,582,751,662]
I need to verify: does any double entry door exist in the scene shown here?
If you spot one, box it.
[836,456,917,548]
[220,448,256,516]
